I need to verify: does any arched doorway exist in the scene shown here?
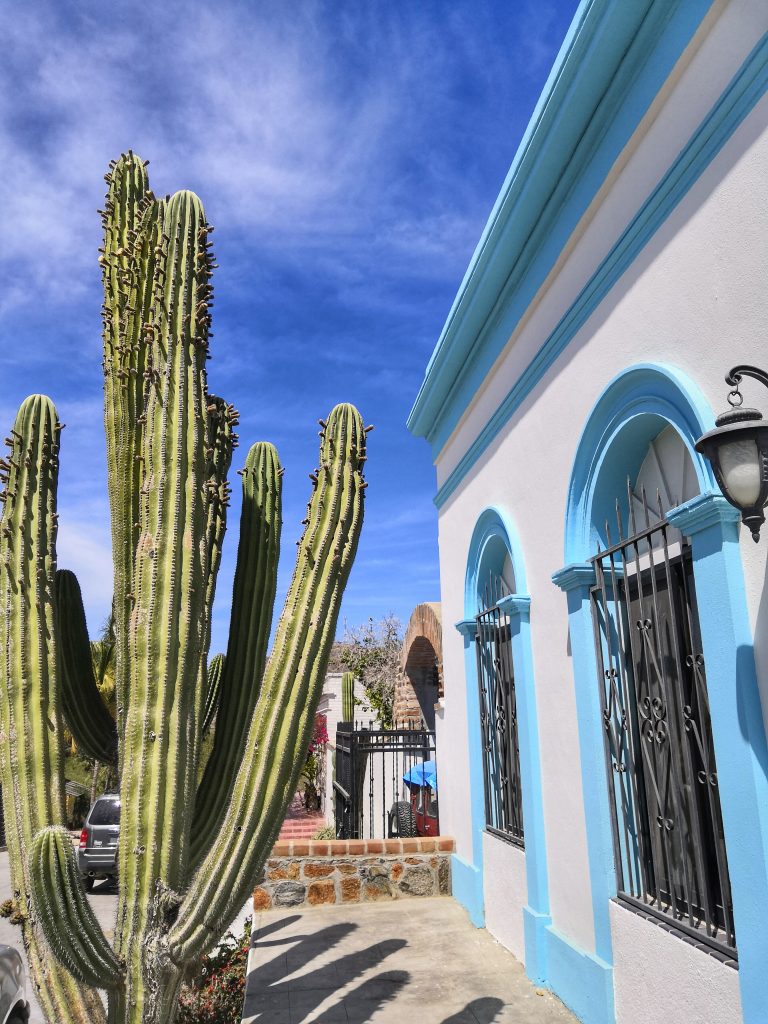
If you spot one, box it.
[395,603,443,730]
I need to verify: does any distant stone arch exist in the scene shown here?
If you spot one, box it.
[394,603,442,729]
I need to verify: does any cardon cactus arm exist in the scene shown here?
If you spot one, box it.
[169,403,367,963]
[115,188,212,1019]
[190,441,282,865]
[202,396,237,637]
[100,152,161,761]
[202,653,225,735]
[342,670,355,722]
[0,396,106,1022]
[56,569,118,764]
[29,827,122,989]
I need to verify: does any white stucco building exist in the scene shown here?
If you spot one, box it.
[408,4,768,1024]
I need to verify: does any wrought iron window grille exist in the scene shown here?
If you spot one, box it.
[590,479,736,962]
[475,572,525,848]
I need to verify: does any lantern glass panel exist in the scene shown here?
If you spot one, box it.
[719,437,761,508]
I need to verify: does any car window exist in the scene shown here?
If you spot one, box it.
[89,799,120,825]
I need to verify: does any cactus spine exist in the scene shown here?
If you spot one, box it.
[342,670,355,722]
[0,155,367,1024]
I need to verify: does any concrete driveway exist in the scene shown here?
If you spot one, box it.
[0,850,118,1023]
[243,899,577,1024]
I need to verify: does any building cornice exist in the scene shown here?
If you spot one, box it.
[408,0,716,452]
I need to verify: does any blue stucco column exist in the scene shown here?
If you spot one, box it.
[497,593,551,983]
[667,493,768,1024]
[551,563,615,1024]
[453,617,484,926]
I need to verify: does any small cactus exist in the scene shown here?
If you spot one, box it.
[0,155,367,1024]
[342,670,355,723]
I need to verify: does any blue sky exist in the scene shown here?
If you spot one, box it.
[1,0,578,654]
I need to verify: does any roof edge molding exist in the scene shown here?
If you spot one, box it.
[407,0,715,452]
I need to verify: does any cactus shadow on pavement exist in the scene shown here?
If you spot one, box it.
[441,997,506,1023]
[243,919,409,1023]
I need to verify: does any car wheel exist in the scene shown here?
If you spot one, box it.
[83,876,94,893]
[392,800,418,838]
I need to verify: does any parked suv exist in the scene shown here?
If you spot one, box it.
[77,793,120,892]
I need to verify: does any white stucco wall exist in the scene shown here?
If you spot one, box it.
[483,832,527,965]
[431,3,768,1018]
[610,901,742,1024]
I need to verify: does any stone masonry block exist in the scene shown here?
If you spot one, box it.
[253,887,272,912]
[340,877,361,902]
[438,857,450,895]
[303,861,335,878]
[308,880,336,906]
[268,861,300,881]
[398,865,434,897]
[273,881,306,907]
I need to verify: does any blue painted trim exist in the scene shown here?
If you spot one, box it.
[552,564,617,971]
[450,853,484,928]
[667,493,768,1024]
[506,594,551,983]
[564,363,715,563]
[464,506,528,604]
[462,507,550,982]
[523,907,552,988]
[497,593,531,617]
[454,618,477,640]
[428,34,768,507]
[409,0,715,445]
[545,926,615,1024]
[551,563,596,592]
[666,490,741,533]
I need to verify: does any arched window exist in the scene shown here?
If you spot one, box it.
[590,425,735,958]
[475,541,524,846]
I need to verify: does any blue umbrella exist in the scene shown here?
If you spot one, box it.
[402,760,437,791]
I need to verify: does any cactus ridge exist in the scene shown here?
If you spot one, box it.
[190,440,282,865]
[30,827,122,989]
[1,155,367,1024]
[202,653,225,735]
[55,570,118,765]
[341,670,355,723]
[0,396,106,1022]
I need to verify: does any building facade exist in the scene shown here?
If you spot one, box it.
[408,3,768,1023]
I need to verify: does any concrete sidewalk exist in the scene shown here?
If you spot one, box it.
[243,898,576,1024]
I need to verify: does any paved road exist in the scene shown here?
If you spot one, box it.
[0,849,118,1022]
[243,898,577,1024]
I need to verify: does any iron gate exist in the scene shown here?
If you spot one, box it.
[475,575,524,847]
[333,723,437,840]
[591,483,735,960]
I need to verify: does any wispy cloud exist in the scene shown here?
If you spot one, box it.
[1,0,578,646]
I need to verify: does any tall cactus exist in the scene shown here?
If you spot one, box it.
[342,670,355,722]
[0,154,367,1024]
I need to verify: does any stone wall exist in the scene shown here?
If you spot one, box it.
[253,837,454,912]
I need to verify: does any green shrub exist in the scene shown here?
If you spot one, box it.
[312,824,336,840]
[177,919,251,1024]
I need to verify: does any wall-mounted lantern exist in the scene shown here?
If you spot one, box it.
[695,365,768,541]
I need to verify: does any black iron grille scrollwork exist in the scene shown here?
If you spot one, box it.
[475,574,524,847]
[591,480,736,961]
